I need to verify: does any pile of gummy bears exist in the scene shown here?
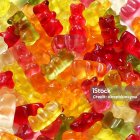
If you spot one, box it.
[0,0,140,139]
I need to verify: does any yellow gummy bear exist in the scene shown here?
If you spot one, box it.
[83,0,111,26]
[2,63,41,103]
[49,0,80,34]
[28,101,62,132]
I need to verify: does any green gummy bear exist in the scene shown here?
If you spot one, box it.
[42,50,74,80]
[8,11,40,46]
[54,114,74,140]
[127,55,140,73]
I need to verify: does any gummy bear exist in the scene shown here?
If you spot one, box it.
[54,114,74,140]
[0,71,14,89]
[28,101,62,132]
[0,94,16,133]
[0,50,15,71]
[8,11,40,46]
[42,87,90,117]
[3,63,42,103]
[69,3,86,36]
[83,0,111,26]
[103,112,124,131]
[111,104,137,123]
[52,34,87,54]
[33,0,63,37]
[105,8,127,38]
[42,50,74,80]
[120,31,140,59]
[14,103,44,125]
[1,26,20,48]
[49,0,80,34]
[70,112,104,132]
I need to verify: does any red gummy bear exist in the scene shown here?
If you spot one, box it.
[0,71,14,89]
[33,0,63,37]
[11,40,41,77]
[118,63,139,84]
[14,103,44,125]
[120,31,140,59]
[99,15,119,47]
[70,112,104,132]
[84,43,127,70]
[69,3,86,36]
[40,117,62,139]
[52,34,86,54]
[1,26,20,48]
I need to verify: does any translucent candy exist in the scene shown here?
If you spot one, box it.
[49,0,80,34]
[120,0,140,25]
[0,87,26,106]
[33,1,63,37]
[111,104,136,123]
[127,54,140,73]
[11,0,44,8]
[109,0,126,14]
[105,8,127,38]
[0,0,10,17]
[0,36,8,54]
[54,114,74,140]
[8,11,40,46]
[118,122,135,139]
[0,50,15,71]
[80,0,94,7]
[132,17,140,41]
[42,50,74,80]
[62,130,89,140]
[70,112,104,132]
[94,128,121,140]
[28,101,62,132]
[2,63,42,103]
[103,112,124,131]
[0,94,16,133]
[42,87,90,117]
[0,132,22,140]
[83,0,111,26]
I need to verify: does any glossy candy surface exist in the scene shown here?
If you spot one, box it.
[0,0,139,140]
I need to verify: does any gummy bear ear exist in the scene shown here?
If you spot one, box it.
[45,0,49,5]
